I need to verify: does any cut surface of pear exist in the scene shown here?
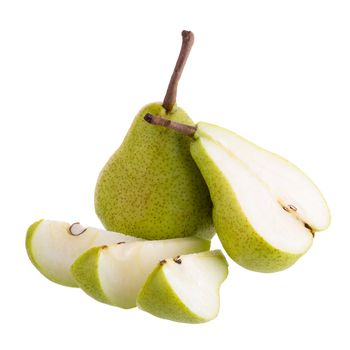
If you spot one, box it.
[25,219,139,287]
[70,237,210,309]
[190,123,331,272]
[137,250,228,323]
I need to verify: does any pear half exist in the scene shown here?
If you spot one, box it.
[137,250,228,323]
[70,237,210,309]
[26,220,139,287]
[190,123,331,272]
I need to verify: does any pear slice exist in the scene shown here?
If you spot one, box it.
[137,250,228,323]
[25,219,140,287]
[196,123,331,231]
[70,237,210,309]
[144,115,331,272]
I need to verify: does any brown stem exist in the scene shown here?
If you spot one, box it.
[163,30,195,112]
[144,113,197,137]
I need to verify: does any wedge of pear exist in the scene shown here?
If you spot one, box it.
[144,115,331,272]
[25,219,139,287]
[137,250,228,323]
[95,31,214,240]
[70,237,210,308]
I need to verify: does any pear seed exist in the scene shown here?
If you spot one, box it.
[289,204,297,211]
[304,223,315,237]
[69,222,87,236]
[173,256,182,264]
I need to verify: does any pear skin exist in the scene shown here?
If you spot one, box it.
[95,103,214,240]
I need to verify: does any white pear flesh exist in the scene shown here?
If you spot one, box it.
[137,250,228,323]
[190,123,330,272]
[197,123,330,230]
[70,237,210,309]
[26,219,140,287]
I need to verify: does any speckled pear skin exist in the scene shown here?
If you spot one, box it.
[137,262,206,323]
[25,219,45,276]
[95,102,214,240]
[70,247,110,305]
[190,136,303,273]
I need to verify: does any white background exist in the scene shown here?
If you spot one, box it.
[1,1,349,349]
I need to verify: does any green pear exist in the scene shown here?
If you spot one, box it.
[70,237,210,308]
[26,219,139,287]
[144,115,331,272]
[95,31,214,240]
[137,250,228,323]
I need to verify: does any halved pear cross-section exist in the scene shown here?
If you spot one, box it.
[70,237,210,308]
[196,123,330,231]
[143,115,331,272]
[137,250,228,323]
[25,220,140,287]
[190,123,330,272]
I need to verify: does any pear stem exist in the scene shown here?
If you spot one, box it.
[144,113,197,137]
[163,31,195,112]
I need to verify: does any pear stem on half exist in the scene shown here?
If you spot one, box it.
[144,113,197,137]
[163,30,195,112]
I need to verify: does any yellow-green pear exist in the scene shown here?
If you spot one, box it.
[95,31,214,240]
[137,250,228,323]
[70,237,210,308]
[25,219,139,287]
[144,115,331,272]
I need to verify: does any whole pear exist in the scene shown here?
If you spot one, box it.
[95,31,214,240]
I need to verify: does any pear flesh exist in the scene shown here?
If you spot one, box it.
[95,103,214,241]
[189,123,331,272]
[70,237,210,309]
[137,250,228,323]
[26,220,140,287]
